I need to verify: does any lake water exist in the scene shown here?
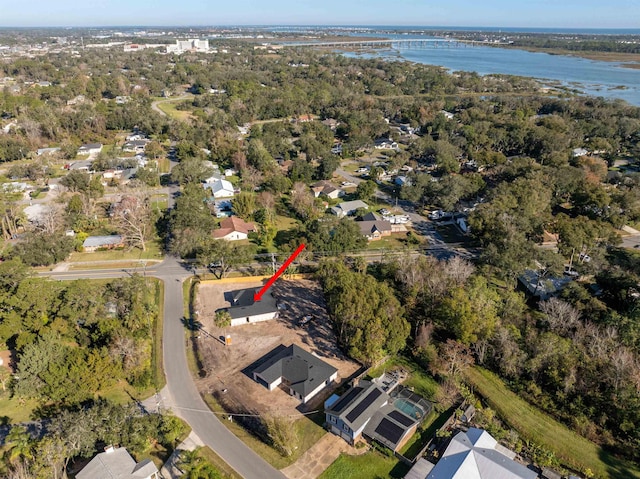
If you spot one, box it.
[342,35,640,106]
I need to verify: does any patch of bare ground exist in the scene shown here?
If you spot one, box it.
[194,279,361,419]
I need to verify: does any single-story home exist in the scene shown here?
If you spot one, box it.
[213,216,256,241]
[357,220,392,241]
[77,143,103,155]
[69,160,93,171]
[213,199,232,218]
[83,235,124,252]
[204,178,235,198]
[224,287,279,327]
[77,445,159,479]
[253,344,338,404]
[418,428,537,479]
[374,138,399,150]
[36,147,61,156]
[572,147,588,157]
[325,380,428,452]
[122,139,148,153]
[330,200,369,218]
[518,269,572,300]
[311,181,345,200]
[394,176,412,187]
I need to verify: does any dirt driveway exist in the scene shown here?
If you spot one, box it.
[193,279,361,417]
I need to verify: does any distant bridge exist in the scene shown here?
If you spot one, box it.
[279,38,508,49]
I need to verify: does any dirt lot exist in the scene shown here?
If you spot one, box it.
[193,279,361,417]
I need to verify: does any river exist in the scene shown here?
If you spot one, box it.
[341,34,640,106]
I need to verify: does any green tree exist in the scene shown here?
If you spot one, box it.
[356,180,376,202]
[171,157,215,185]
[232,192,257,220]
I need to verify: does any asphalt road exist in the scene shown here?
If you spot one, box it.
[42,255,286,479]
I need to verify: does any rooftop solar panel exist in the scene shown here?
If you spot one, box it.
[375,418,404,445]
[330,387,363,413]
[389,409,415,427]
[346,388,382,423]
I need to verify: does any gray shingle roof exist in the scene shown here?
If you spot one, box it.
[83,235,123,248]
[226,288,278,320]
[77,447,158,479]
[254,344,337,397]
[327,381,389,432]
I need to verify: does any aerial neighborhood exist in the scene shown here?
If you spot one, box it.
[0,16,639,479]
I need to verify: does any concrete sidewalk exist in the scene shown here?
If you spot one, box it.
[160,431,205,479]
[281,433,367,479]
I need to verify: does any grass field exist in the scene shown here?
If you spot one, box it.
[152,278,166,390]
[367,356,440,401]
[465,367,640,479]
[319,450,410,479]
[152,97,194,121]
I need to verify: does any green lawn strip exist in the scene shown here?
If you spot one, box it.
[465,367,640,479]
[156,100,193,121]
[152,278,166,390]
[198,446,243,479]
[156,157,171,174]
[366,235,410,251]
[319,450,410,479]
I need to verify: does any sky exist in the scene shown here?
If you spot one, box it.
[0,0,638,29]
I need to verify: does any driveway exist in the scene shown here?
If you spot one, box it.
[281,433,366,479]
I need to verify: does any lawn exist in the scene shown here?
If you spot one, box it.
[0,396,39,423]
[199,446,243,479]
[319,450,410,479]
[156,157,171,174]
[68,239,164,262]
[154,99,193,121]
[434,223,467,244]
[465,366,640,479]
[367,356,440,401]
[366,234,412,251]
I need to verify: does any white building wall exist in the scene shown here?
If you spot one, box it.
[230,311,278,327]
[302,370,338,403]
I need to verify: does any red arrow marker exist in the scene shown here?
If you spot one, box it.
[254,244,306,302]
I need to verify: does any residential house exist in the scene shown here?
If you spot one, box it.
[572,148,588,157]
[204,178,235,198]
[311,181,345,200]
[36,147,61,156]
[213,216,256,241]
[82,235,124,252]
[413,427,538,479]
[440,110,455,120]
[518,269,572,300]
[357,213,393,241]
[395,176,412,187]
[322,118,339,130]
[122,139,149,153]
[252,344,338,404]
[77,143,103,155]
[331,144,343,155]
[325,380,425,452]
[374,138,399,151]
[330,200,369,218]
[221,287,279,326]
[77,445,159,479]
[213,199,233,218]
[68,160,93,171]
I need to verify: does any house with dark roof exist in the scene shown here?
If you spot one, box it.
[213,216,256,241]
[252,344,338,404]
[123,139,149,153]
[407,427,537,479]
[76,445,159,479]
[311,181,345,200]
[325,380,427,452]
[223,287,279,326]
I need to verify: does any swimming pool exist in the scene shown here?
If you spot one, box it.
[394,398,424,419]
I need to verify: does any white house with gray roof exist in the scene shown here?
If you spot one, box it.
[253,344,338,404]
[77,446,159,479]
[330,200,369,218]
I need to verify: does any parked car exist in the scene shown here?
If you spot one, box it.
[299,315,313,326]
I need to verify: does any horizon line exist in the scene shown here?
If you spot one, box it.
[0,24,638,31]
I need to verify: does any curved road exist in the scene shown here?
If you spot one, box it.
[43,257,285,479]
